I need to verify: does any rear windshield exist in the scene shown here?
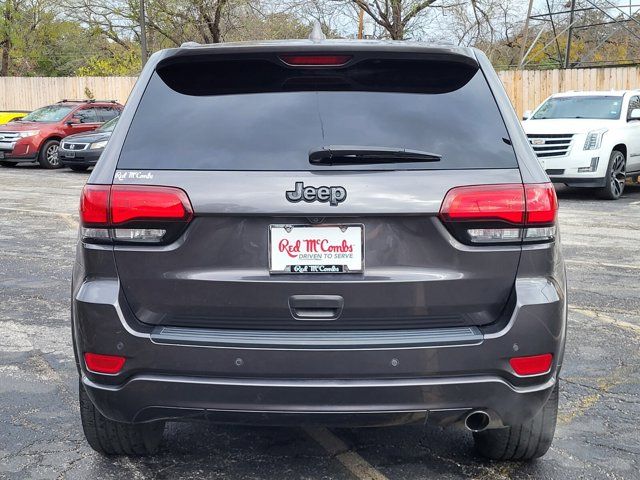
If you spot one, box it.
[118,56,517,171]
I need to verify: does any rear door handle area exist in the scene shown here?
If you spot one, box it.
[288,295,344,321]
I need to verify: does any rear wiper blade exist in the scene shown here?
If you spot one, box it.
[309,145,441,165]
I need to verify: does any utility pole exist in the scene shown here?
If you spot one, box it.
[140,0,148,67]
[357,6,365,39]
[564,0,576,68]
[518,0,535,69]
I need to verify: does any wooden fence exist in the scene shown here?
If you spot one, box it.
[2,68,640,115]
[499,67,640,117]
[0,77,137,111]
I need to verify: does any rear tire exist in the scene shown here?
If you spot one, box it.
[0,160,18,167]
[38,139,62,169]
[69,165,89,172]
[473,382,559,461]
[79,380,165,455]
[598,150,626,200]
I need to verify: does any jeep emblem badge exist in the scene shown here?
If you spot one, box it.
[286,182,347,206]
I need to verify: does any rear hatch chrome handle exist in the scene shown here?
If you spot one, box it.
[288,295,344,321]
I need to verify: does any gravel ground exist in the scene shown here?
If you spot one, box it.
[0,166,638,480]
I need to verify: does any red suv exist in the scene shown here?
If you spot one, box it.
[0,100,123,169]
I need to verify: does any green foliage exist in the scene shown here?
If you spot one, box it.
[76,48,140,76]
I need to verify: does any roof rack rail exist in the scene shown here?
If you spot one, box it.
[57,99,118,104]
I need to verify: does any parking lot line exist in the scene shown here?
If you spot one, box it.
[559,364,636,426]
[304,427,389,480]
[0,206,78,228]
[569,305,640,336]
[565,259,640,271]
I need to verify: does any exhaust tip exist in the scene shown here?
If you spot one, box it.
[465,410,490,432]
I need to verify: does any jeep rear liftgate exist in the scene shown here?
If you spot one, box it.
[109,169,522,330]
[109,48,522,330]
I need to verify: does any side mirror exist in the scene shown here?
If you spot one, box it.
[66,117,80,126]
[522,110,532,121]
[629,108,640,121]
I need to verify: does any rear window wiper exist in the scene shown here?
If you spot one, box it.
[309,145,442,166]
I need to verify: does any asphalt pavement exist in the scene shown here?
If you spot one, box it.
[0,166,638,479]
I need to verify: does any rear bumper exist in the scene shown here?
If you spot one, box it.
[73,271,567,427]
[82,372,556,427]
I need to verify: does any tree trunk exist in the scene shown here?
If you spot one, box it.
[0,1,12,76]
[211,0,227,43]
[390,0,403,40]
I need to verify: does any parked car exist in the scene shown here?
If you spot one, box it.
[522,90,640,199]
[0,100,123,169]
[73,39,566,460]
[59,115,118,171]
[0,110,29,124]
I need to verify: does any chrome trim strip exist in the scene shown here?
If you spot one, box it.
[83,373,556,395]
[151,325,483,349]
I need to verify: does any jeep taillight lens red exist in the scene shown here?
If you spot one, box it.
[110,186,192,224]
[279,54,352,66]
[510,353,553,376]
[439,183,558,245]
[79,185,110,224]
[525,183,558,224]
[84,352,126,374]
[439,184,525,224]
[80,184,193,243]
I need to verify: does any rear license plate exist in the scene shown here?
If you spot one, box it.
[63,151,75,158]
[269,225,363,274]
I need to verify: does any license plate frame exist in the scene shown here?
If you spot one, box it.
[269,224,364,274]
[62,151,76,158]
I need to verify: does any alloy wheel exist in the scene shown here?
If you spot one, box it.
[47,144,59,166]
[610,152,626,198]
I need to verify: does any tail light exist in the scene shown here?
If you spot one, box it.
[510,353,553,376]
[80,184,193,244]
[84,352,126,374]
[279,54,352,66]
[438,183,557,245]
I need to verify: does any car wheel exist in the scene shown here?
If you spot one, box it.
[69,165,89,172]
[38,140,62,169]
[79,379,165,455]
[598,150,626,200]
[473,382,559,461]
[0,160,18,167]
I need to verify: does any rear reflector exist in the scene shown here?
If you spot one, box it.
[439,183,558,245]
[279,54,352,66]
[509,353,553,376]
[84,352,126,374]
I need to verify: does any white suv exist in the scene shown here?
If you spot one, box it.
[522,90,640,199]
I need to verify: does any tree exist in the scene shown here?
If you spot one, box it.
[76,46,140,76]
[344,0,439,40]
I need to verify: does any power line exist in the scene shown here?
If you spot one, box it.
[521,0,640,68]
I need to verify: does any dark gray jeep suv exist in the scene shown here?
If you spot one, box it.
[72,39,566,460]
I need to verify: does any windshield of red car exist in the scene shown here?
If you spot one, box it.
[22,105,74,123]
